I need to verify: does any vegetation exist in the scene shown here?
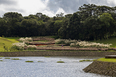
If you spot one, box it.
[55,39,112,48]
[4,57,10,59]
[0,60,3,61]
[79,59,95,62]
[25,61,34,63]
[0,37,18,51]
[38,61,44,63]
[11,58,21,60]
[93,37,116,47]
[0,4,116,41]
[57,61,65,63]
[97,58,116,62]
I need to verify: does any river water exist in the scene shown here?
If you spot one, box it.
[0,56,108,77]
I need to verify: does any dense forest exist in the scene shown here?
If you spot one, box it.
[1,4,116,40]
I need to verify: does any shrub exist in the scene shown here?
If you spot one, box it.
[55,39,65,44]
[70,41,112,48]
[55,39,77,46]
[27,45,37,50]
[11,42,27,50]
[19,37,33,42]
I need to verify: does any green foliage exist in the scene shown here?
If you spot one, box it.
[10,45,24,51]
[55,40,65,44]
[27,47,36,50]
[0,4,116,41]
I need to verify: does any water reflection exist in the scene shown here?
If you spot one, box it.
[0,56,108,77]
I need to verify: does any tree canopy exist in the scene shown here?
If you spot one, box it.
[1,4,116,40]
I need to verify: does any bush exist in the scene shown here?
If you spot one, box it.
[11,42,27,51]
[10,45,24,51]
[70,41,112,48]
[19,37,33,42]
[55,39,77,46]
[27,45,37,50]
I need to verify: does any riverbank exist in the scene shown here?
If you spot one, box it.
[83,61,116,76]
[1,51,116,57]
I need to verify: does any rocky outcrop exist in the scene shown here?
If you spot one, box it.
[83,61,116,76]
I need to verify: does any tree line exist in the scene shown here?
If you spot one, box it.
[1,4,116,40]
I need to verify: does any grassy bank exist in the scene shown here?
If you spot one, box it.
[0,37,19,52]
[97,58,116,62]
[93,37,116,47]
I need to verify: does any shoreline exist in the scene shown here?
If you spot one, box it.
[1,51,116,57]
[83,61,116,76]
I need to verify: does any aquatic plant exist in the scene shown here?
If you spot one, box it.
[79,59,95,62]
[38,61,43,63]
[0,60,3,61]
[11,58,20,60]
[4,57,10,59]
[25,61,34,63]
[57,61,65,63]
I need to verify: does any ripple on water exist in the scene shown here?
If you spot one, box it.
[0,57,108,77]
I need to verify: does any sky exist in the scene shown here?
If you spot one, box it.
[0,0,116,17]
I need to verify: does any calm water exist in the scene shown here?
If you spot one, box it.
[0,56,108,77]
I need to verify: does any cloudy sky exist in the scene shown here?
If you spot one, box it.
[0,0,116,17]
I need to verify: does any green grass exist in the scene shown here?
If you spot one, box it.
[0,37,19,52]
[93,37,116,47]
[97,58,116,62]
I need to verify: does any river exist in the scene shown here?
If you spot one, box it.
[0,56,109,77]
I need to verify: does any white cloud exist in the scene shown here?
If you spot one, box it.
[17,0,47,16]
[0,0,116,17]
